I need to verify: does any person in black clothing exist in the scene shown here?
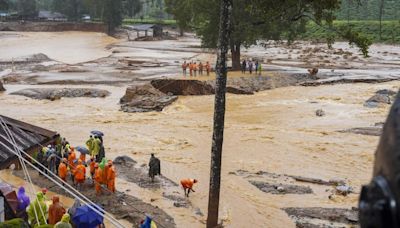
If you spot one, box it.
[241,60,247,74]
[148,154,161,182]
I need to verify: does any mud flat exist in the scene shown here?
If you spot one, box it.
[11,88,110,100]
[12,168,176,227]
[284,207,358,228]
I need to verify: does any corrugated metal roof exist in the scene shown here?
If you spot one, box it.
[0,115,58,169]
[125,24,155,31]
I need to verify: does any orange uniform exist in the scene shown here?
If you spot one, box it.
[48,196,65,225]
[58,162,68,181]
[74,161,86,184]
[107,163,116,193]
[68,150,76,171]
[103,165,109,184]
[89,160,96,176]
[94,166,102,195]
[189,63,193,76]
[79,154,86,164]
[180,179,196,190]
[205,62,211,76]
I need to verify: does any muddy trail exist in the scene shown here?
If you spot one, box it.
[114,156,204,216]
[13,168,176,227]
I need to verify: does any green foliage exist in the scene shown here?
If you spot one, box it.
[103,0,123,33]
[0,218,29,228]
[17,0,36,18]
[336,0,400,20]
[301,20,400,45]
[0,0,9,11]
[124,0,142,18]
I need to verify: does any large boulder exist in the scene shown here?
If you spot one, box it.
[120,82,178,112]
[364,89,397,108]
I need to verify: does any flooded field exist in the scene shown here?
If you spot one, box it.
[0,31,399,227]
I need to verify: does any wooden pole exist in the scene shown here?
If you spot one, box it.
[206,0,232,227]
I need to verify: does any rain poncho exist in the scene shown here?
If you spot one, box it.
[140,215,157,228]
[17,186,30,211]
[92,138,101,157]
[54,214,72,228]
[48,196,66,225]
[86,137,94,156]
[27,192,48,226]
[149,156,161,178]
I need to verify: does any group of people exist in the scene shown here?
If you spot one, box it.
[16,187,78,227]
[35,134,116,195]
[181,61,211,77]
[241,59,262,75]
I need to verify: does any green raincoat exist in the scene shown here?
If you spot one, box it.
[99,157,107,170]
[27,192,48,226]
[92,138,101,157]
[54,214,72,228]
[86,137,94,156]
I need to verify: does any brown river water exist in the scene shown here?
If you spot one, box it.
[0,32,398,227]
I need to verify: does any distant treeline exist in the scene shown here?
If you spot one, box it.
[336,0,400,21]
[300,20,400,44]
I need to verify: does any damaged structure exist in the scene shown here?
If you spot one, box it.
[0,115,59,169]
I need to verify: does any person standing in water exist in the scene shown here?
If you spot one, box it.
[182,61,187,76]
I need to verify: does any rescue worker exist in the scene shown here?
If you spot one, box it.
[79,152,86,165]
[193,62,198,77]
[58,158,68,184]
[181,61,187,76]
[189,62,193,77]
[180,178,198,197]
[68,147,76,184]
[205,61,211,76]
[198,62,203,76]
[27,192,48,226]
[48,195,66,225]
[54,213,72,228]
[89,156,96,180]
[102,158,109,185]
[94,163,103,196]
[86,135,94,156]
[107,160,116,193]
[258,62,262,76]
[148,154,161,182]
[74,159,86,190]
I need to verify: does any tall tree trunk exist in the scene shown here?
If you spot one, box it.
[230,42,241,70]
[379,0,385,40]
[206,0,231,227]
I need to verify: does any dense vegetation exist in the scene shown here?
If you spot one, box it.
[336,0,400,21]
[301,20,400,44]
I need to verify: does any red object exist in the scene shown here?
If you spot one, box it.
[0,183,18,212]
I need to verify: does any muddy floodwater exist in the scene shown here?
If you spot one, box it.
[0,31,399,227]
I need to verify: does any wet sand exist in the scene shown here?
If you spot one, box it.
[0,31,399,227]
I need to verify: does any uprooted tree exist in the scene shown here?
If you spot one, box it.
[165,0,372,70]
